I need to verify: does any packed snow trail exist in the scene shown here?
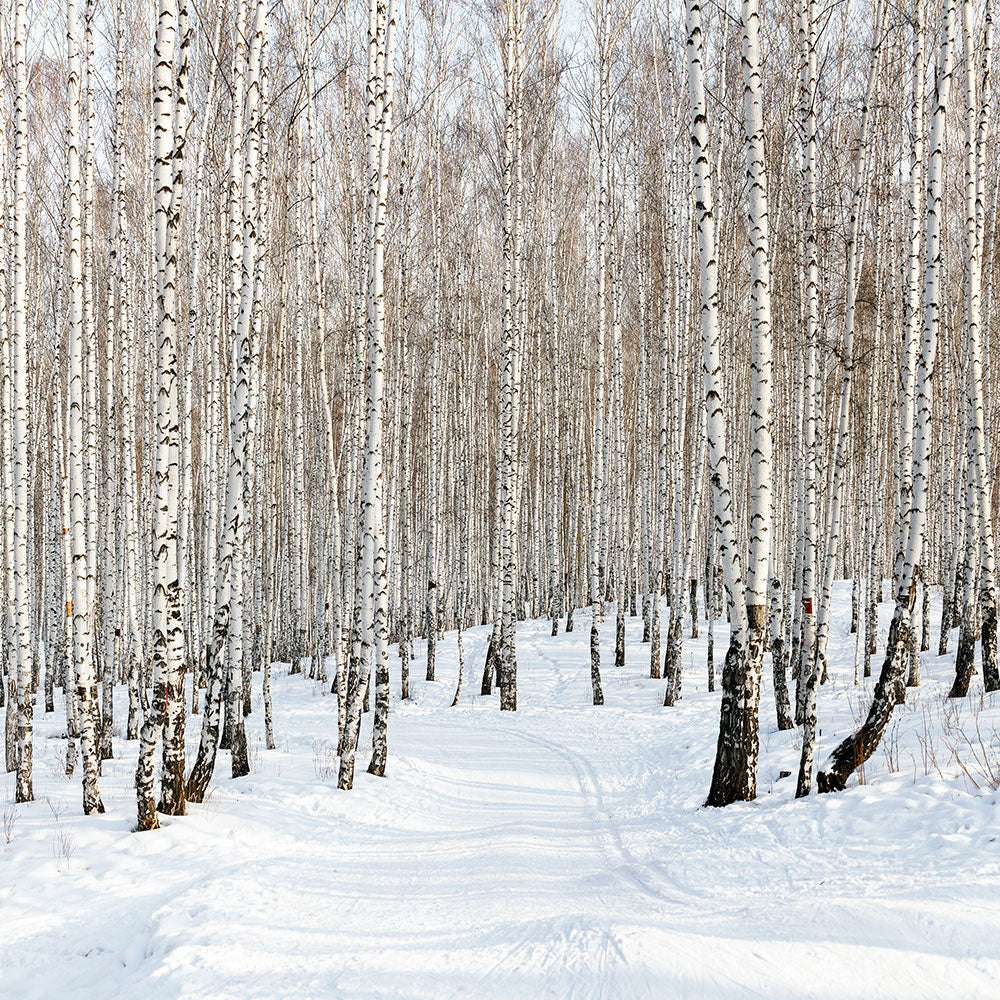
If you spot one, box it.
[2,585,1000,998]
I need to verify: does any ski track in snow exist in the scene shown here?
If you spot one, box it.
[2,583,1000,999]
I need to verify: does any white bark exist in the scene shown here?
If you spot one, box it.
[67,0,104,816]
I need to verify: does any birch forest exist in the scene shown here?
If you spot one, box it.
[3,0,1000,996]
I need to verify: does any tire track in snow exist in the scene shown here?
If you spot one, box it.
[488,723,697,910]
[505,630,703,910]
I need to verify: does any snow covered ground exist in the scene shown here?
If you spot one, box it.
[2,583,999,999]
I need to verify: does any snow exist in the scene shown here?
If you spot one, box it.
[3,583,1000,998]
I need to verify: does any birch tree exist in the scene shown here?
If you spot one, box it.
[67,0,104,816]
[817,0,959,794]
[684,0,750,807]
[12,0,32,804]
[136,0,186,830]
[339,0,398,788]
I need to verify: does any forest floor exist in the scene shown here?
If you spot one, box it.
[2,583,1000,999]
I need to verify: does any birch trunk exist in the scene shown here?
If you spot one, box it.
[685,0,750,806]
[12,0,33,803]
[67,0,104,816]
[818,0,958,793]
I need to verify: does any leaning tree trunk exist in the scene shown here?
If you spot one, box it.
[817,0,957,794]
[186,0,264,803]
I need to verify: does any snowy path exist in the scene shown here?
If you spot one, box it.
[3,586,1000,998]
